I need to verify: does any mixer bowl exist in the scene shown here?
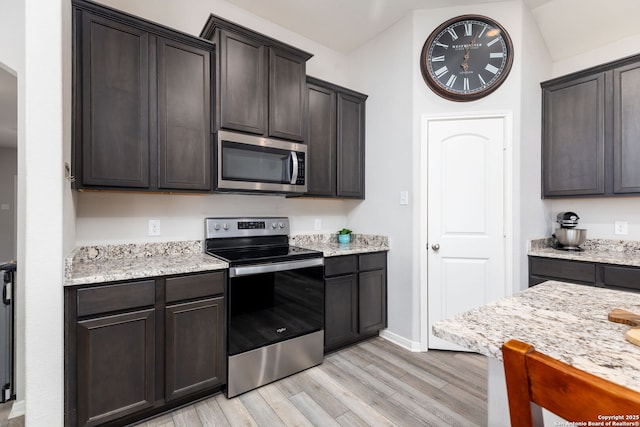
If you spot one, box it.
[554,228,587,248]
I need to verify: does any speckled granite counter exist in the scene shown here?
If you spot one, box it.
[528,238,640,267]
[432,280,640,392]
[290,234,389,257]
[64,241,228,286]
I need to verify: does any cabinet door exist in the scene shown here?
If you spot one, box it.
[157,38,212,191]
[358,269,387,335]
[306,83,336,196]
[324,275,358,350]
[165,297,225,401]
[269,48,306,141]
[601,265,640,293]
[219,30,266,135]
[529,256,596,286]
[613,62,640,193]
[337,92,366,198]
[77,309,155,427]
[542,73,605,197]
[80,12,150,188]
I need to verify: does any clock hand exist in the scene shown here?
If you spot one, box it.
[460,31,479,72]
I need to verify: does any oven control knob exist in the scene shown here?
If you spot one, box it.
[271,222,277,229]
[278,222,285,229]
[223,223,229,231]
[213,223,221,231]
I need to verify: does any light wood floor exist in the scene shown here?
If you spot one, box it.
[137,337,488,427]
[0,401,23,427]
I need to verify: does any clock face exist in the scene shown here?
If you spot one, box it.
[420,15,513,101]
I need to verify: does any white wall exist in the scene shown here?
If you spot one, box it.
[76,192,355,244]
[346,14,415,342]
[516,5,553,290]
[545,35,640,241]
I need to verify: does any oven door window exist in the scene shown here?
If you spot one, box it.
[227,266,324,356]
[221,141,292,184]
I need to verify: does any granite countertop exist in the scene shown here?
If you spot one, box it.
[290,234,389,257]
[65,241,228,286]
[432,280,640,392]
[528,237,640,267]
[65,234,389,286]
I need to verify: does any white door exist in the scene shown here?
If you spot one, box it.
[426,116,506,350]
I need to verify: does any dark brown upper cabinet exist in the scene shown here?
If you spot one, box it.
[541,53,640,198]
[200,15,312,142]
[306,77,367,199]
[72,0,214,192]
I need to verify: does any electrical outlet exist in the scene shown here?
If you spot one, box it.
[314,218,322,231]
[614,221,628,235]
[148,219,161,236]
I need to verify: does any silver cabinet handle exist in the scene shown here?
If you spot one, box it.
[431,243,440,251]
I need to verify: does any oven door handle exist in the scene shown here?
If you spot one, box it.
[229,257,324,278]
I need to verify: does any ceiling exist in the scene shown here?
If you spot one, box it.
[225,0,640,60]
[1,0,639,150]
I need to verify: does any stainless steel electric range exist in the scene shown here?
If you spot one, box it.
[204,217,324,397]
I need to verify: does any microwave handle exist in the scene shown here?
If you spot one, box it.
[289,152,299,184]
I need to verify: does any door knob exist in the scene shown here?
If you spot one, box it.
[431,243,440,251]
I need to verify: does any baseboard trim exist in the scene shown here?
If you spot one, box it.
[379,329,422,352]
[9,399,24,418]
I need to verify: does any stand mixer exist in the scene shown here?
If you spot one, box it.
[553,212,587,250]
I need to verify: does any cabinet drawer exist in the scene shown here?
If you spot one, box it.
[359,252,386,272]
[165,271,225,303]
[324,255,358,277]
[602,265,640,292]
[529,257,595,283]
[77,280,156,317]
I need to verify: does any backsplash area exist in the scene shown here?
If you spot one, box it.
[547,198,640,240]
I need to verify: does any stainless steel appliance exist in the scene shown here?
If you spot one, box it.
[554,212,587,250]
[205,217,324,397]
[0,262,15,402]
[216,131,307,194]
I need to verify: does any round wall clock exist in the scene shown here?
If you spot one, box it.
[420,15,513,102]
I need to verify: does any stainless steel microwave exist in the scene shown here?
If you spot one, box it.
[216,130,307,194]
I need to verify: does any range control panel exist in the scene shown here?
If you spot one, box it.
[205,217,290,238]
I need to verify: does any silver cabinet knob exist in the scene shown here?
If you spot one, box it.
[431,243,440,251]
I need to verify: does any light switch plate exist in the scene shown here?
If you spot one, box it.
[400,191,409,205]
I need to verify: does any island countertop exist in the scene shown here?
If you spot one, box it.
[432,281,640,393]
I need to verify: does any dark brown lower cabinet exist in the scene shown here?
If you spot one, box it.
[77,309,155,427]
[165,297,225,401]
[529,255,640,293]
[66,271,226,427]
[324,252,387,352]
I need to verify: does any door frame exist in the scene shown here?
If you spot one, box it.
[419,111,514,351]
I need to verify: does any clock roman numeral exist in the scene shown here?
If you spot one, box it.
[478,25,487,38]
[464,23,473,36]
[485,64,499,74]
[447,28,458,40]
[463,78,470,91]
[434,66,449,78]
[486,37,500,47]
[446,74,457,87]
[490,52,504,58]
[478,74,487,86]
[431,55,445,62]
[435,42,449,49]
